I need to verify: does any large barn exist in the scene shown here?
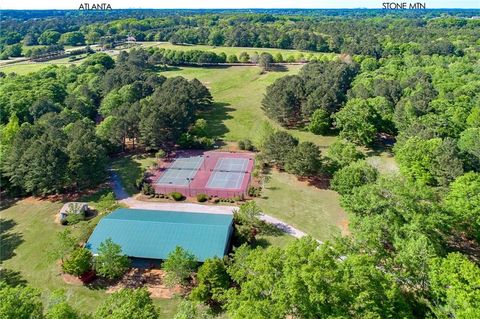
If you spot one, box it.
[86,208,233,262]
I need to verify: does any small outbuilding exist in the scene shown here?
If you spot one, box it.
[59,202,88,224]
[86,208,233,262]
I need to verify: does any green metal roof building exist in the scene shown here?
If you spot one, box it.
[86,208,233,262]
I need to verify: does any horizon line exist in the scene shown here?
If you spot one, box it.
[1,8,479,10]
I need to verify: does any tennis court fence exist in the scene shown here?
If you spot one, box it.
[152,186,247,198]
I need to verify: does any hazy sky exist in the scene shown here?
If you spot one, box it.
[1,0,479,10]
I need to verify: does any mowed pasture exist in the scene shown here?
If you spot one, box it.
[0,196,180,317]
[0,57,83,75]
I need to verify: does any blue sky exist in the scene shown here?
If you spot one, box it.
[1,0,479,10]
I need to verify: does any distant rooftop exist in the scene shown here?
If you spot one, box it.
[86,208,233,262]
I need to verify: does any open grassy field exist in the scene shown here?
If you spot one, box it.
[142,42,337,61]
[0,57,82,75]
[161,65,337,149]
[255,171,348,241]
[0,195,179,317]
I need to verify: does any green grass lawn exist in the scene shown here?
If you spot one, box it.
[0,58,82,75]
[255,171,348,241]
[111,154,157,196]
[161,65,337,149]
[142,42,337,61]
[0,195,179,317]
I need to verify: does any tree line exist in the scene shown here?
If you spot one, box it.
[1,11,478,59]
[0,49,213,195]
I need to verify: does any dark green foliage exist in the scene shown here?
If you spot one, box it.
[262,61,357,127]
[162,246,197,286]
[170,192,184,201]
[262,75,305,126]
[94,288,159,319]
[331,160,378,194]
[94,238,130,280]
[261,131,298,167]
[62,248,93,277]
[196,193,208,202]
[284,142,322,177]
[139,77,212,150]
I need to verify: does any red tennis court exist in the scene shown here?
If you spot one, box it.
[150,151,255,198]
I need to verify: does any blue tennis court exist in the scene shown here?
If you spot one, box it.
[212,158,249,172]
[155,156,203,186]
[206,171,245,189]
[206,158,249,189]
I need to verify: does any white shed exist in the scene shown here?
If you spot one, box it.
[59,202,88,223]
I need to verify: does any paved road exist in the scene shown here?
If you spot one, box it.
[109,170,311,239]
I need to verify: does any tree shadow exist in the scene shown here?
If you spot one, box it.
[0,219,24,263]
[299,175,332,190]
[156,65,181,73]
[0,268,27,287]
[270,64,288,72]
[0,195,20,211]
[202,102,234,139]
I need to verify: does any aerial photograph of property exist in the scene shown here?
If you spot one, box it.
[0,0,479,318]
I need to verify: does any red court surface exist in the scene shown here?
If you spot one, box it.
[149,150,255,198]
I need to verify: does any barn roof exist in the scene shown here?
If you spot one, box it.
[86,208,233,262]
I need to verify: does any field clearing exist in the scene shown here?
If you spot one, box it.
[0,57,82,75]
[255,171,348,241]
[161,65,337,149]
[0,197,179,317]
[140,42,337,61]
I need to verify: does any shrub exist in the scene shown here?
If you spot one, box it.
[62,247,93,277]
[238,139,254,151]
[170,192,185,201]
[155,149,166,159]
[135,176,145,190]
[196,193,208,202]
[248,186,261,197]
[238,140,245,150]
[142,184,155,196]
[65,212,85,225]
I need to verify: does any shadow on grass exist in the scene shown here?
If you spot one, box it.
[0,268,27,287]
[0,219,24,263]
[270,64,288,72]
[111,156,144,196]
[202,102,234,139]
